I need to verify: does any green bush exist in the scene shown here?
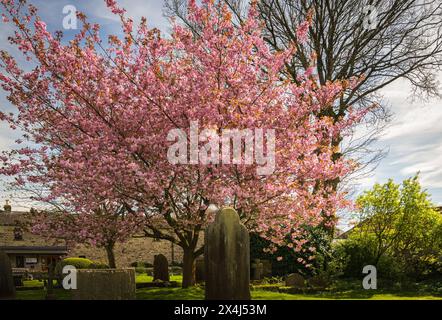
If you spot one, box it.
[55,258,109,278]
[250,228,332,277]
[332,239,405,280]
[131,261,153,268]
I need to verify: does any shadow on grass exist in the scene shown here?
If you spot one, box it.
[16,289,72,300]
[136,287,205,300]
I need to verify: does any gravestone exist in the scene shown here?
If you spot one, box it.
[0,250,15,299]
[261,259,272,277]
[285,273,306,288]
[153,254,169,282]
[45,262,56,300]
[72,269,136,300]
[251,259,264,280]
[308,275,329,290]
[195,257,205,283]
[205,207,250,300]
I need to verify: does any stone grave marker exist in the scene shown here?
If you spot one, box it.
[205,207,250,300]
[153,254,169,282]
[285,273,306,288]
[251,259,264,280]
[261,259,272,277]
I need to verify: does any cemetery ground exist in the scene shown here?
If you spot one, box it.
[14,273,442,300]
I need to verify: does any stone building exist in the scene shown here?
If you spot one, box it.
[0,202,188,269]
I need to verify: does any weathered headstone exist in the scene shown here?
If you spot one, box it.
[285,273,306,288]
[45,262,56,300]
[0,250,15,299]
[251,259,264,280]
[205,207,250,300]
[308,275,329,290]
[153,254,169,282]
[261,259,272,277]
[72,269,136,300]
[195,257,205,283]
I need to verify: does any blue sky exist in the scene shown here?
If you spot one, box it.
[0,0,441,217]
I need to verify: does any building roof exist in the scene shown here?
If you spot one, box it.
[0,246,68,254]
[0,210,67,249]
[0,211,30,226]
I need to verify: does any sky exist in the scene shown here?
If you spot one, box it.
[0,0,441,218]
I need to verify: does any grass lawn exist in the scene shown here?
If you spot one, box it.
[135,287,442,300]
[14,275,442,300]
[136,274,183,284]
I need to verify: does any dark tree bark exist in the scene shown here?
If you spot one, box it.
[105,244,117,269]
[0,250,15,299]
[182,247,196,288]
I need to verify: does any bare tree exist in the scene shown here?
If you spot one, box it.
[165,0,442,181]
[165,0,442,221]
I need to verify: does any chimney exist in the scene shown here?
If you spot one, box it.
[4,200,12,212]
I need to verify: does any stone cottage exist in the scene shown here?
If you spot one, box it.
[0,201,189,270]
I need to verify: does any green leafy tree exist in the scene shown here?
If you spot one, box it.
[354,175,442,277]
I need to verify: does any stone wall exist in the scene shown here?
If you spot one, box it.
[71,236,204,267]
[0,213,205,268]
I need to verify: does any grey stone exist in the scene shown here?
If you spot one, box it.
[285,273,306,288]
[251,259,264,280]
[261,259,272,277]
[308,275,329,289]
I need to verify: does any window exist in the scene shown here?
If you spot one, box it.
[16,256,25,268]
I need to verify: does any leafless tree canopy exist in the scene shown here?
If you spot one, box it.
[165,0,442,184]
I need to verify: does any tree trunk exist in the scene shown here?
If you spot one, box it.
[0,250,15,299]
[105,244,117,269]
[182,247,196,288]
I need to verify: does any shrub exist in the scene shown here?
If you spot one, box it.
[89,262,110,269]
[135,267,148,274]
[332,238,405,280]
[55,257,109,278]
[131,261,153,268]
[250,232,327,277]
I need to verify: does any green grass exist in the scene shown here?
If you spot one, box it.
[13,275,442,300]
[251,291,442,300]
[137,286,205,300]
[135,274,183,284]
[16,288,72,300]
[17,286,441,300]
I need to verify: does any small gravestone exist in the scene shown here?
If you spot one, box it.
[72,269,136,300]
[153,254,169,282]
[205,207,250,300]
[0,250,15,299]
[285,273,306,288]
[251,259,264,280]
[308,275,329,290]
[195,257,205,283]
[261,260,272,277]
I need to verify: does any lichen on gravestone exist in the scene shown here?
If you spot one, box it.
[204,207,250,300]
